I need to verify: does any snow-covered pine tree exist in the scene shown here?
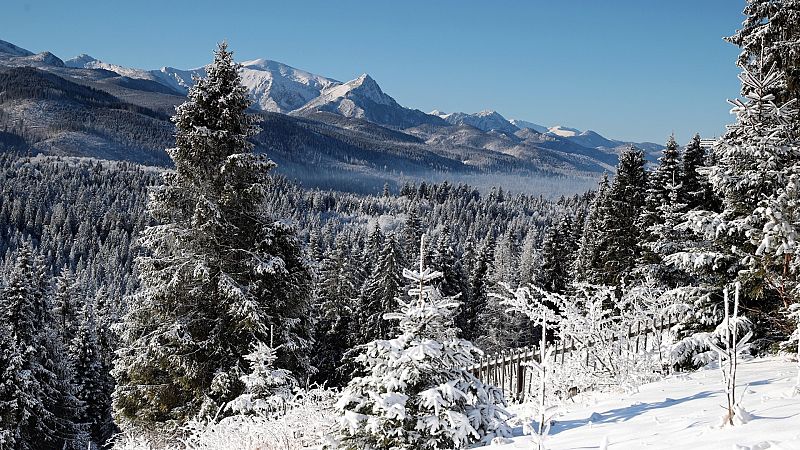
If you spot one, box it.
[641,135,682,236]
[680,134,716,211]
[644,174,690,285]
[681,63,799,310]
[52,267,82,346]
[225,343,296,416]
[536,215,578,294]
[431,226,465,300]
[0,246,81,450]
[575,173,610,284]
[71,298,115,448]
[726,0,800,103]
[335,237,511,449]
[462,234,493,342]
[113,42,312,426]
[597,147,648,285]
[518,231,541,286]
[311,233,358,386]
[358,233,404,343]
[0,319,22,449]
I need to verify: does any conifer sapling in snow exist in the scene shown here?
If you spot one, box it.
[335,236,510,449]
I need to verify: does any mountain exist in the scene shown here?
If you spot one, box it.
[547,125,582,137]
[0,37,666,194]
[66,55,340,114]
[0,39,33,57]
[293,74,445,129]
[509,119,548,134]
[432,110,519,134]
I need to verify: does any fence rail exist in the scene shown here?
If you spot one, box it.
[469,315,678,402]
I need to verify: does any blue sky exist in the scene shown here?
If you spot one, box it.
[2,1,744,143]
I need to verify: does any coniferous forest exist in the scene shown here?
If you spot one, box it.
[1,1,800,449]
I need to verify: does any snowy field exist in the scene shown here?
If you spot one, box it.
[490,357,800,450]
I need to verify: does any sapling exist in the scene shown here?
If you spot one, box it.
[493,283,562,450]
[706,283,752,426]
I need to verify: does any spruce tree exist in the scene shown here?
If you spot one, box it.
[458,234,493,341]
[597,147,648,285]
[536,215,578,294]
[681,134,716,211]
[575,173,610,284]
[113,43,312,426]
[642,135,682,233]
[71,300,115,448]
[358,233,404,343]
[726,0,800,102]
[0,246,81,450]
[335,239,510,449]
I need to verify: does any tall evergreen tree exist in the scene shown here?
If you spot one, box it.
[536,215,578,294]
[575,173,610,283]
[726,0,800,102]
[459,234,493,341]
[680,133,717,211]
[642,135,682,232]
[0,246,81,450]
[597,147,648,285]
[358,233,404,343]
[113,43,312,426]
[71,300,115,448]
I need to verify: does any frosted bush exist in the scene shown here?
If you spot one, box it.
[112,386,337,450]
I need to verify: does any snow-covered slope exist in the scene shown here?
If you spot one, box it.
[488,357,800,450]
[295,73,444,128]
[510,119,548,134]
[433,110,519,134]
[0,39,33,57]
[547,125,582,137]
[66,55,340,113]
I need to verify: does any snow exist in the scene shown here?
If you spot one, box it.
[433,110,519,134]
[509,119,548,134]
[547,125,582,137]
[486,357,800,450]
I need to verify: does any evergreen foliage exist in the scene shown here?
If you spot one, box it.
[335,239,511,449]
[113,43,312,426]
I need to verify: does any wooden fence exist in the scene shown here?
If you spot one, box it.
[468,315,678,402]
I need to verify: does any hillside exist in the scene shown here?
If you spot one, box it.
[489,357,800,450]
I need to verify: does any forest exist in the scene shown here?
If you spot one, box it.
[0,1,799,449]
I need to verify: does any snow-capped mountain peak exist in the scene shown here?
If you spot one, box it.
[509,119,548,134]
[64,53,99,68]
[434,110,518,134]
[547,125,582,137]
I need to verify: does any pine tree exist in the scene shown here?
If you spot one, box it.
[335,239,511,449]
[575,173,610,283]
[358,233,404,343]
[642,135,682,233]
[681,134,716,211]
[597,148,648,285]
[71,300,115,448]
[311,233,357,386]
[52,267,82,346]
[113,43,312,426]
[0,246,81,450]
[431,225,465,300]
[536,215,578,294]
[726,0,800,102]
[645,174,690,285]
[673,31,800,334]
[458,234,493,341]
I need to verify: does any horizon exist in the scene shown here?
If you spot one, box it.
[1,0,744,144]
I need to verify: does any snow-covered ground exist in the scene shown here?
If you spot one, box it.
[489,357,800,450]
